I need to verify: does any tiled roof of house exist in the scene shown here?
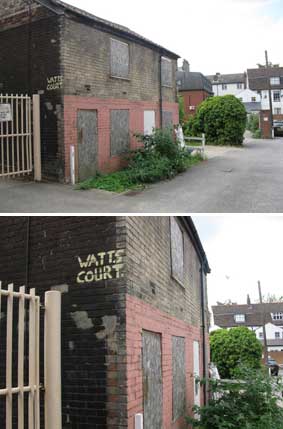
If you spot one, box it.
[260,339,283,347]
[177,71,213,93]
[37,0,179,58]
[247,67,283,91]
[212,302,283,328]
[206,73,246,85]
[243,102,262,113]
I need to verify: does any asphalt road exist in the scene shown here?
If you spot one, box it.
[1,137,283,214]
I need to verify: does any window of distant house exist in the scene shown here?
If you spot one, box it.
[251,97,257,102]
[273,91,281,102]
[275,332,281,339]
[270,77,280,86]
[161,57,173,87]
[275,108,282,115]
[170,217,184,285]
[239,97,243,101]
[271,312,283,320]
[110,38,130,79]
[237,83,243,89]
[259,332,263,338]
[222,84,227,90]
[234,314,245,323]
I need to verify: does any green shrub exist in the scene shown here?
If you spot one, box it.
[252,129,262,139]
[178,95,186,125]
[210,327,262,379]
[184,95,247,145]
[187,366,283,429]
[247,113,260,133]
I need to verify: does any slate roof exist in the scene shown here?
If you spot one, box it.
[247,67,283,91]
[177,71,213,93]
[212,303,283,328]
[243,102,262,113]
[36,0,179,58]
[261,339,283,347]
[206,73,246,85]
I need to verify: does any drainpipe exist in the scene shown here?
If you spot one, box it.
[200,263,207,405]
[159,54,163,128]
[25,216,31,288]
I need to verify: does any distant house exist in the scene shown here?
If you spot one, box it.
[212,301,283,352]
[235,88,261,114]
[177,61,213,117]
[247,65,283,137]
[206,73,247,97]
[0,0,179,182]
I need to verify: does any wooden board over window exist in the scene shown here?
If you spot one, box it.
[110,38,129,79]
[170,217,184,285]
[172,336,186,421]
[110,109,130,156]
[161,57,173,87]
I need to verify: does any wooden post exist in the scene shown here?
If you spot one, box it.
[32,95,42,181]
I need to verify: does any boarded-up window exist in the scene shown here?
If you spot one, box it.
[162,111,173,128]
[172,336,186,421]
[161,57,173,87]
[170,217,184,284]
[110,110,130,156]
[110,38,129,79]
[144,110,156,135]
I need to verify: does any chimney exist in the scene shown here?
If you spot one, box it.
[247,294,251,305]
[182,59,190,73]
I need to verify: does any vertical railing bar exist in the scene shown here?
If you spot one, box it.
[35,296,40,429]
[0,94,4,175]
[16,94,20,173]
[28,97,33,172]
[21,96,24,175]
[5,94,10,176]
[11,96,15,175]
[29,288,36,429]
[18,286,25,429]
[6,283,14,429]
[25,96,29,173]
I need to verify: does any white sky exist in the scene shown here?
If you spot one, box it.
[63,0,283,74]
[193,216,283,308]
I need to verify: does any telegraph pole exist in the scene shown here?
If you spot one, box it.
[265,50,274,138]
[258,280,268,365]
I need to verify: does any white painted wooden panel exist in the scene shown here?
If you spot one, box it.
[144,111,155,135]
[193,340,201,407]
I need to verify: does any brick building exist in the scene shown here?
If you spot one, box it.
[0,0,179,182]
[177,62,213,117]
[0,216,210,429]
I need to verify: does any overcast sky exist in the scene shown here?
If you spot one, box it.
[193,216,283,309]
[64,0,282,74]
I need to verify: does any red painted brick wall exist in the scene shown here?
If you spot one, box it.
[64,96,179,182]
[126,294,204,429]
[180,90,211,117]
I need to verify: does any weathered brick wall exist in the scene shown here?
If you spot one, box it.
[125,217,204,327]
[61,18,177,104]
[0,6,65,180]
[0,216,128,429]
[181,90,210,117]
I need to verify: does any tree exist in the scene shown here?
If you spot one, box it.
[185,95,247,145]
[178,95,185,125]
[210,327,262,379]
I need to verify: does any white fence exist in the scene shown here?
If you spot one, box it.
[0,283,61,429]
[0,94,41,181]
[185,133,206,157]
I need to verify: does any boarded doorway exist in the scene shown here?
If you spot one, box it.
[142,331,163,429]
[193,340,201,407]
[77,110,98,181]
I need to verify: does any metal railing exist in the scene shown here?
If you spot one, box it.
[0,282,61,429]
[0,94,41,181]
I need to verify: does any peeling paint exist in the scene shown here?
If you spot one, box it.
[51,284,69,294]
[96,316,118,353]
[70,311,94,330]
[68,341,75,350]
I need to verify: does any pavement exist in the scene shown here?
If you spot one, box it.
[1,137,283,213]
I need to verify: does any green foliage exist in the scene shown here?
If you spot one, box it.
[184,95,247,145]
[187,366,283,429]
[252,129,262,139]
[210,327,262,379]
[247,113,260,133]
[178,95,186,125]
[77,128,203,192]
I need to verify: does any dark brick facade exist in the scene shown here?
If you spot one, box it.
[180,90,211,118]
[0,216,209,428]
[0,1,179,181]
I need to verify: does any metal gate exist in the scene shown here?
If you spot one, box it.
[0,95,41,180]
[0,282,61,429]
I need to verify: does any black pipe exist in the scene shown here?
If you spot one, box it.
[159,55,163,129]
[27,1,32,95]
[25,217,30,288]
[200,263,207,405]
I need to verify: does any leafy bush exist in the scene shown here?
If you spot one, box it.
[210,327,262,379]
[187,366,283,429]
[178,95,186,125]
[252,129,262,139]
[77,128,203,192]
[247,113,260,133]
[184,95,247,145]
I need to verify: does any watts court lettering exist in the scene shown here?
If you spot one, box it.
[76,249,124,284]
